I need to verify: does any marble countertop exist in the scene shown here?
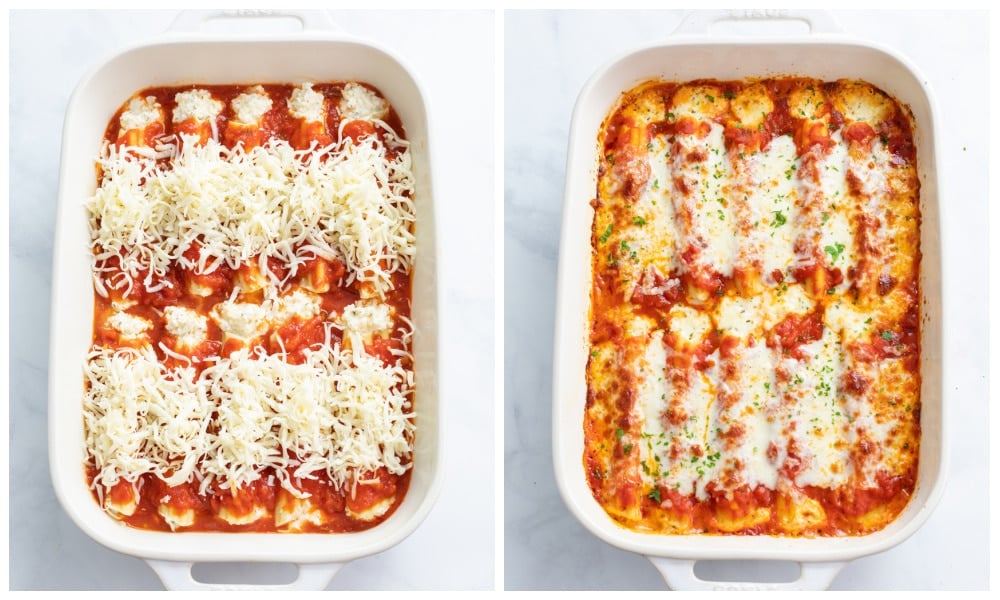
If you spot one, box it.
[504,10,989,591]
[9,9,494,591]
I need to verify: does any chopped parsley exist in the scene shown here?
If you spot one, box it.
[706,94,715,103]
[632,216,647,226]
[880,330,895,341]
[824,242,846,263]
[771,210,787,227]
[723,90,735,100]
[615,427,624,439]
[599,223,613,244]
[648,488,662,502]
[605,152,615,165]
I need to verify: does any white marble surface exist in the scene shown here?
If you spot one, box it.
[504,10,989,590]
[9,9,494,590]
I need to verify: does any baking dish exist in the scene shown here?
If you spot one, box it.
[48,10,441,590]
[553,10,946,590]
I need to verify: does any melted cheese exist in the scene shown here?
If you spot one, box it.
[671,122,736,277]
[587,78,921,535]
[738,135,799,282]
[724,342,780,491]
[829,81,892,125]
[778,326,851,489]
[667,305,711,347]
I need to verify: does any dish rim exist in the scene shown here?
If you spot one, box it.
[552,32,948,564]
[48,29,444,565]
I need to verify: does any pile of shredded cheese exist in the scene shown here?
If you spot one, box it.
[84,341,415,496]
[87,131,415,300]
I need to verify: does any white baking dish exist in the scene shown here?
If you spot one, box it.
[48,10,441,591]
[553,10,946,590]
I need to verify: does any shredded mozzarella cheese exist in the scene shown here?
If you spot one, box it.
[83,343,415,495]
[86,132,414,300]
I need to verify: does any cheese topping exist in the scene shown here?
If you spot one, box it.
[340,301,393,349]
[288,82,326,123]
[173,89,224,123]
[87,130,415,301]
[119,96,162,132]
[84,344,415,495]
[231,86,272,125]
[339,82,389,123]
[164,306,208,349]
[210,301,269,341]
[586,78,921,536]
[273,289,321,323]
[83,347,212,489]
[107,312,152,340]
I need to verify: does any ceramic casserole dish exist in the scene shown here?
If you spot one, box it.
[49,10,441,590]
[553,10,946,590]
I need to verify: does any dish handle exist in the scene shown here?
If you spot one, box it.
[648,557,845,591]
[672,9,843,36]
[167,9,338,35]
[146,559,344,591]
